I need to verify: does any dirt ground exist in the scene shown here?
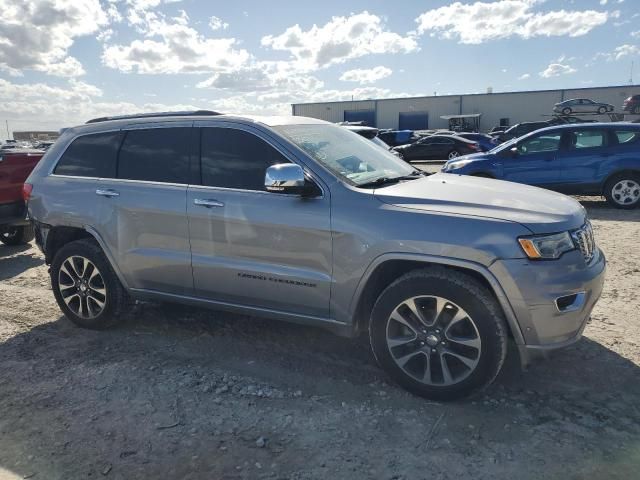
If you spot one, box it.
[0,197,639,480]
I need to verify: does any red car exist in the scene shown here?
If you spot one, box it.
[623,95,640,114]
[0,150,44,245]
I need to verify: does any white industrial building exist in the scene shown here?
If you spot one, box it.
[292,84,640,132]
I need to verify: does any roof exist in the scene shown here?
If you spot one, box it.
[292,83,640,107]
[65,113,330,136]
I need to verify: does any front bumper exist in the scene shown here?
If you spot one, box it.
[490,248,606,365]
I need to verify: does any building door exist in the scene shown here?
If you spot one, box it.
[399,112,429,130]
[344,110,376,127]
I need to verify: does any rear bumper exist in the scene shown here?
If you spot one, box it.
[0,201,28,227]
[490,248,606,366]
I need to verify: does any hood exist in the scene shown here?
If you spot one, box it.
[374,173,586,234]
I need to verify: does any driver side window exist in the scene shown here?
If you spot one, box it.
[200,127,290,191]
[517,133,562,156]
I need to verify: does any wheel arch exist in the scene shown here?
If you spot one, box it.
[602,169,640,194]
[44,225,130,289]
[349,254,525,345]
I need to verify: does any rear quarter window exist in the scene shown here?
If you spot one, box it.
[614,130,640,144]
[54,132,121,177]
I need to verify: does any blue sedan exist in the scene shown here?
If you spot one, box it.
[442,123,640,209]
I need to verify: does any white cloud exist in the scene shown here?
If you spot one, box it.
[339,66,392,84]
[0,0,108,77]
[0,76,202,131]
[518,73,531,80]
[102,9,250,74]
[594,44,640,61]
[632,31,640,38]
[209,16,229,31]
[261,12,418,70]
[600,0,607,4]
[415,0,609,44]
[539,62,577,78]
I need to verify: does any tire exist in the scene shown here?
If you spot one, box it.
[51,238,129,329]
[598,106,606,114]
[633,105,640,115]
[0,225,35,246]
[369,268,508,401]
[604,173,640,209]
[562,107,572,115]
[448,150,460,160]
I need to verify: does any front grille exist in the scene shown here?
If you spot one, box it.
[571,221,596,264]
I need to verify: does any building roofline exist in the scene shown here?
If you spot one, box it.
[292,84,640,107]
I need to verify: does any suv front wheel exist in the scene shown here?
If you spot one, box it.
[51,239,128,329]
[369,268,508,400]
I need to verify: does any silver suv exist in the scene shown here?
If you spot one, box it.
[25,112,606,400]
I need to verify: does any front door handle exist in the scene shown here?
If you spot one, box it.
[194,198,224,208]
[96,188,119,198]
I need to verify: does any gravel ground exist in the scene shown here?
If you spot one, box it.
[0,198,639,480]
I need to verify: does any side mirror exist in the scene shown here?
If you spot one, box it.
[265,164,306,194]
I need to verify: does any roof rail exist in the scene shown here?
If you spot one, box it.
[85,110,222,124]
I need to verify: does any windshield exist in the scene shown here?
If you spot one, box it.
[274,124,416,186]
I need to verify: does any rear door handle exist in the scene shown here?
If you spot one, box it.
[96,188,119,198]
[194,198,224,208]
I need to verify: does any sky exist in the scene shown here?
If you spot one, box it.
[0,0,638,133]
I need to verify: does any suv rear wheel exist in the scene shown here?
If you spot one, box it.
[0,225,35,246]
[604,173,640,209]
[369,268,508,400]
[51,239,128,329]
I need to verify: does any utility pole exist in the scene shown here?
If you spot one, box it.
[630,61,634,85]
[5,120,8,140]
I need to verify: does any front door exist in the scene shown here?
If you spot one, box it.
[187,123,332,318]
[502,131,564,188]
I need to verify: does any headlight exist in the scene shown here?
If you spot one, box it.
[518,231,575,259]
[444,160,472,171]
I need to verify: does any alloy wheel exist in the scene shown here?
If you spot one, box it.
[448,150,460,159]
[58,255,107,319]
[611,179,640,206]
[385,296,481,386]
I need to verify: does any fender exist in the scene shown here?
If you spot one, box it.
[349,252,526,346]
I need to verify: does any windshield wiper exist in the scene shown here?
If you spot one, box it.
[358,171,425,188]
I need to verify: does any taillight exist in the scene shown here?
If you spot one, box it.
[470,143,480,150]
[22,183,33,202]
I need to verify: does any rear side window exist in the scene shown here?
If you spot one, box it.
[569,130,606,149]
[615,130,640,144]
[118,127,191,184]
[200,128,289,191]
[54,132,120,177]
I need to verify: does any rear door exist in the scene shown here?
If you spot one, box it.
[501,131,564,188]
[555,128,608,193]
[95,123,194,295]
[186,122,332,318]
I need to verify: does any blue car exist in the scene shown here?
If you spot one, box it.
[442,123,640,209]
